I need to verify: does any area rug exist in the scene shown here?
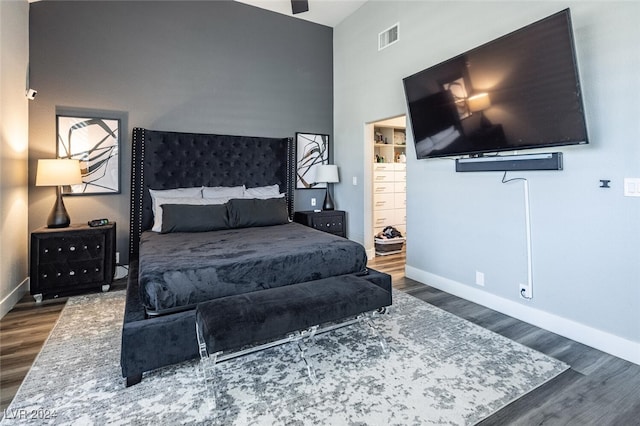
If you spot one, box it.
[2,289,567,425]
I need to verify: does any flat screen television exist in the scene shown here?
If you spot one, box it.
[403,9,589,159]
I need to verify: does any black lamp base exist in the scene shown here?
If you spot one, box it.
[323,188,335,210]
[47,188,71,228]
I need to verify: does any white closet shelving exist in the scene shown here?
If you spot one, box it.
[372,123,407,240]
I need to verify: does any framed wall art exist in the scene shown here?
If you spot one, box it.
[295,132,329,189]
[57,115,120,195]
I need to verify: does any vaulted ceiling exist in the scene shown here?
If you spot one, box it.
[235,0,368,27]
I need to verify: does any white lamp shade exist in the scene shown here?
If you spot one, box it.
[467,92,491,112]
[36,159,83,186]
[314,164,339,183]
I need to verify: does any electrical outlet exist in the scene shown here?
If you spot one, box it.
[519,283,532,300]
[624,178,640,197]
[311,198,316,207]
[475,271,485,286]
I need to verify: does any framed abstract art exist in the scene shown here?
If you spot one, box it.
[57,115,120,195]
[295,132,329,189]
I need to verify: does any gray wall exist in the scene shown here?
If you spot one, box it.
[334,2,639,359]
[28,1,333,263]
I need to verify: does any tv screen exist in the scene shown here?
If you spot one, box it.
[403,9,589,159]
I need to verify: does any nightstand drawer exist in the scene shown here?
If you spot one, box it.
[293,210,346,237]
[311,214,344,234]
[37,259,106,290]
[37,235,106,263]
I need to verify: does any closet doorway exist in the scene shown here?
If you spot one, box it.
[364,115,407,263]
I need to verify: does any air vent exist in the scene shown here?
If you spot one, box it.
[379,23,399,51]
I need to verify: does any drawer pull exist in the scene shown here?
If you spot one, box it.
[42,273,48,278]
[69,271,75,276]
[44,249,49,253]
[96,245,101,249]
[70,246,76,251]
[83,269,88,274]
[57,247,62,252]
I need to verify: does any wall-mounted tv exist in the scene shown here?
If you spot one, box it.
[403,9,589,159]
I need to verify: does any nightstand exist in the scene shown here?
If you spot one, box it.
[293,210,346,237]
[30,223,116,302]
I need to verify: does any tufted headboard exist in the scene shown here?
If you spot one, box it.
[128,127,295,259]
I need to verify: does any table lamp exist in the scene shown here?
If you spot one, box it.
[314,164,339,210]
[467,92,492,128]
[36,159,82,228]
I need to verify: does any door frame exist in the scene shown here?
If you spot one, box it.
[363,114,406,259]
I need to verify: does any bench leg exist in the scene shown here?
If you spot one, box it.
[289,325,318,383]
[361,311,389,354]
[196,323,220,410]
[296,340,317,383]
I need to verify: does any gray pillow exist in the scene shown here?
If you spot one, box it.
[160,204,229,233]
[227,197,289,228]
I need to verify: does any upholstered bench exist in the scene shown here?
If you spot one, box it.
[195,272,392,401]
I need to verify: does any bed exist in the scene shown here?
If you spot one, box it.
[121,128,392,386]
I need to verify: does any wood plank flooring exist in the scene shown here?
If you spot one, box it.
[2,254,639,424]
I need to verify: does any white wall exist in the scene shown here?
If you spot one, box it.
[0,0,30,317]
[334,1,639,363]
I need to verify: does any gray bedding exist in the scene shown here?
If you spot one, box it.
[138,222,368,314]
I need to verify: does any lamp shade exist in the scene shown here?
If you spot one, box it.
[467,92,491,112]
[314,164,339,184]
[36,159,82,187]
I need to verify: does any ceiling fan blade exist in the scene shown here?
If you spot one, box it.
[291,0,309,14]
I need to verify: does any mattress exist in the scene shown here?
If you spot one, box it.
[138,222,368,314]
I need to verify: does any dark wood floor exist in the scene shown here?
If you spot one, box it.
[2,254,640,424]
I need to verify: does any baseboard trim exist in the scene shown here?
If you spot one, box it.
[0,277,29,319]
[406,266,640,366]
[365,247,375,261]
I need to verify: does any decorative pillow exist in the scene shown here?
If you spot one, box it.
[149,187,203,204]
[160,204,230,233]
[152,196,230,232]
[202,185,245,199]
[244,184,280,198]
[227,197,289,228]
[149,187,203,231]
[244,192,285,200]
